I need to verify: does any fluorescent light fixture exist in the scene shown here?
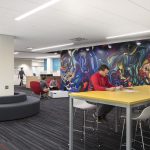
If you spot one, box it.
[14,52,19,55]
[35,56,48,59]
[15,0,60,21]
[27,47,33,50]
[36,55,60,59]
[106,30,150,39]
[32,43,74,52]
[32,60,44,62]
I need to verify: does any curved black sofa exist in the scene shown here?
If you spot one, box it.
[0,92,40,121]
[0,92,26,104]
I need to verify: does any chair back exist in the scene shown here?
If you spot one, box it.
[73,81,97,109]
[73,81,90,108]
[136,106,150,120]
[80,82,89,92]
[30,81,45,95]
[73,99,86,108]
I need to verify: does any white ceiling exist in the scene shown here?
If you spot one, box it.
[0,0,150,58]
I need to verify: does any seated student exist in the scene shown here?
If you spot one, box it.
[89,64,123,122]
[40,76,49,98]
[49,77,59,90]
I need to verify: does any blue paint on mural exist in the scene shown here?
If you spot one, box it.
[60,40,150,91]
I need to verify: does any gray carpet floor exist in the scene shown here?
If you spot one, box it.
[0,86,149,150]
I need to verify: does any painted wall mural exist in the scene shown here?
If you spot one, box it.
[60,40,150,92]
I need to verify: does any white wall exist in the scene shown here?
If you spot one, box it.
[32,60,44,76]
[14,58,32,85]
[14,58,44,85]
[14,57,60,85]
[46,58,60,76]
[0,35,14,96]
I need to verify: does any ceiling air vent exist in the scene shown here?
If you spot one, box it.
[70,37,87,42]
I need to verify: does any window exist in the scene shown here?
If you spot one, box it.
[53,58,60,71]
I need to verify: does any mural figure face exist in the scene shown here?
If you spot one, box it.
[139,62,150,81]
[142,63,150,78]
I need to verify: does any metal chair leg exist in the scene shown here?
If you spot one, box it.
[120,118,126,150]
[74,108,77,117]
[92,105,100,132]
[148,119,150,129]
[40,93,42,99]
[83,110,86,143]
[133,120,138,147]
[139,121,145,150]
[96,104,99,130]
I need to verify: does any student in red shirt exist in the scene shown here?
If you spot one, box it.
[89,64,122,122]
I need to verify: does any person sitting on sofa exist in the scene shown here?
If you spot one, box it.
[40,75,49,98]
[49,77,59,90]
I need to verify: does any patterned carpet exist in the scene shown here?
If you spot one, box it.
[0,86,149,150]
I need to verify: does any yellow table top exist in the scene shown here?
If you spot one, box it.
[70,85,150,105]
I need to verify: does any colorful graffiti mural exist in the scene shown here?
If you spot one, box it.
[60,40,150,91]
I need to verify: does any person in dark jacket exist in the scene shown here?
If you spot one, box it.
[18,68,25,86]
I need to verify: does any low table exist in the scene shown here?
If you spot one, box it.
[49,90,69,98]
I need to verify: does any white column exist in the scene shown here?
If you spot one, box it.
[47,58,53,74]
[0,35,14,96]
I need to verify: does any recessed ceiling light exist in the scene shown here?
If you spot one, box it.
[14,52,19,55]
[54,52,58,54]
[86,48,90,51]
[68,50,72,55]
[15,0,61,21]
[106,30,150,39]
[108,45,112,49]
[32,43,74,52]
[136,41,141,46]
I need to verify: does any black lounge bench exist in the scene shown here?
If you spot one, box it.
[0,92,40,121]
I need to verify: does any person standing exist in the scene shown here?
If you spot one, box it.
[18,68,25,86]
[89,64,123,122]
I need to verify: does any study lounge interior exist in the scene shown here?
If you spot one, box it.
[0,0,150,150]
